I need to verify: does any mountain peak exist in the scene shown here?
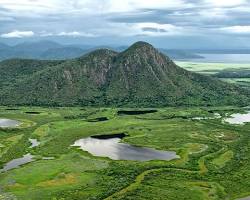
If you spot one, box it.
[120,41,161,59]
[131,41,154,48]
[126,41,155,51]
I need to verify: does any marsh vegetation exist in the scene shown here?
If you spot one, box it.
[0,106,250,200]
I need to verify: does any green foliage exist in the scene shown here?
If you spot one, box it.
[0,42,249,107]
[0,106,250,200]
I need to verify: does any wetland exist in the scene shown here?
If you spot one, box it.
[0,106,250,200]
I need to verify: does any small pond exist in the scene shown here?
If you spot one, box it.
[117,110,157,115]
[0,119,20,128]
[0,154,34,173]
[87,117,109,122]
[29,139,40,148]
[0,138,40,173]
[72,134,179,161]
[224,111,250,125]
[25,111,41,115]
[5,108,19,111]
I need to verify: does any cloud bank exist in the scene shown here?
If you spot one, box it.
[1,30,34,38]
[0,0,250,48]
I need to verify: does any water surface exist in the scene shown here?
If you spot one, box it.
[72,135,179,161]
[224,111,250,125]
[29,138,40,148]
[0,119,20,128]
[192,113,221,120]
[0,154,34,173]
[0,138,40,173]
[178,54,250,63]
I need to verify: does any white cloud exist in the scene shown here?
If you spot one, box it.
[57,31,96,37]
[220,26,250,34]
[0,30,97,38]
[38,31,96,37]
[0,0,191,17]
[1,0,250,40]
[0,30,34,38]
[0,0,65,13]
[204,0,247,7]
[199,8,227,19]
[105,0,190,13]
[99,22,185,37]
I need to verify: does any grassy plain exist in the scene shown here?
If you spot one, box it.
[176,61,250,90]
[0,106,250,200]
[176,61,250,74]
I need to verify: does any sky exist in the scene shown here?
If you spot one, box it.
[0,0,250,48]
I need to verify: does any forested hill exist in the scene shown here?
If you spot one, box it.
[0,41,249,107]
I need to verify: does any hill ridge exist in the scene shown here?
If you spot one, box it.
[0,41,249,107]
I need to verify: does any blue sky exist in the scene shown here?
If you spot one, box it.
[0,0,250,48]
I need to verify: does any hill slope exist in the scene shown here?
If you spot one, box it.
[0,42,249,107]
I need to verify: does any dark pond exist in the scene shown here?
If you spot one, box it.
[87,117,109,122]
[25,111,41,114]
[91,133,126,139]
[117,110,158,115]
[72,134,179,161]
[5,108,19,111]
[0,119,20,128]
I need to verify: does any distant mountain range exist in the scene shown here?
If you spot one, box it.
[0,40,203,61]
[0,41,248,107]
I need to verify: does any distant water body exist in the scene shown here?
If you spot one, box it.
[224,111,250,125]
[178,54,250,63]
[0,119,20,128]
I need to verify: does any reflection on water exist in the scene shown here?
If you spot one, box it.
[72,137,179,161]
[192,113,221,120]
[0,119,20,128]
[0,154,34,173]
[224,111,250,125]
[29,139,40,148]
[0,138,40,173]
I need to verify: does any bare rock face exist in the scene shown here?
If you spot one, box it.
[0,41,249,107]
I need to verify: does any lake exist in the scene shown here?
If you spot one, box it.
[72,134,179,161]
[224,111,250,125]
[0,138,40,173]
[0,119,20,128]
[178,54,250,63]
[0,154,34,173]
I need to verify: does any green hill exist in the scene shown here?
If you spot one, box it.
[0,41,249,107]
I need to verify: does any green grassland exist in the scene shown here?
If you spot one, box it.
[176,61,250,90]
[176,61,250,74]
[220,78,250,89]
[0,106,250,200]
